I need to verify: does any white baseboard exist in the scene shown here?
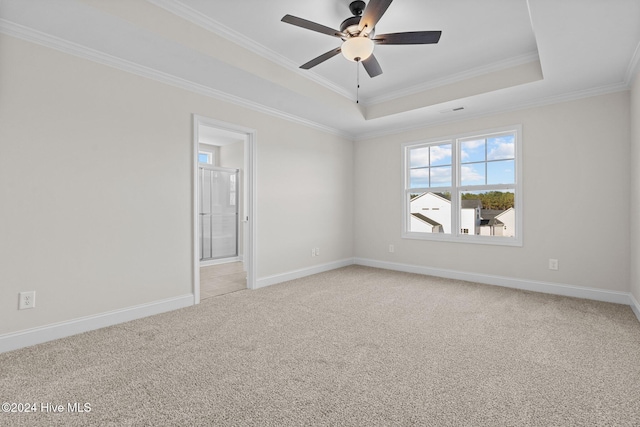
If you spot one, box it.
[255,258,355,289]
[631,293,640,322]
[355,258,632,306]
[0,294,193,354]
[6,260,635,354]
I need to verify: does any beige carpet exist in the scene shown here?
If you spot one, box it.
[1,265,639,426]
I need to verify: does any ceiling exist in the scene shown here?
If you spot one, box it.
[175,0,539,101]
[1,0,639,139]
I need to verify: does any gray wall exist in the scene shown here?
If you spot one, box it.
[354,91,631,292]
[0,34,354,335]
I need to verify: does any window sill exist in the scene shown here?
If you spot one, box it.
[402,232,523,247]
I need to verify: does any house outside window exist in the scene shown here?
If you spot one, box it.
[402,126,522,246]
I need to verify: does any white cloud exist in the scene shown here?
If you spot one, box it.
[409,147,429,167]
[460,139,484,161]
[462,139,485,148]
[411,169,429,178]
[461,165,484,183]
[487,137,514,160]
[410,144,451,167]
[430,144,451,164]
[430,166,451,184]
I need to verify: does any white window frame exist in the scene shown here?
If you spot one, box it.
[402,125,522,246]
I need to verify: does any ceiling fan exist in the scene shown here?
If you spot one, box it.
[281,0,442,78]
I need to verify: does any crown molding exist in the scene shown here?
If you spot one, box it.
[625,39,640,86]
[355,81,630,141]
[147,0,352,100]
[1,15,634,144]
[359,51,541,106]
[0,19,350,139]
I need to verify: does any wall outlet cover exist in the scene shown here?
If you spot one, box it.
[19,291,36,310]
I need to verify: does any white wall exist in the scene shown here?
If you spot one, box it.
[219,142,244,171]
[0,34,353,336]
[257,123,354,277]
[355,91,631,292]
[631,71,640,304]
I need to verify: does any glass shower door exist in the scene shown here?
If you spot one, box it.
[199,166,238,261]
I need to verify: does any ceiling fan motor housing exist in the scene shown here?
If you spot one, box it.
[340,16,361,35]
[342,1,375,37]
[349,0,366,16]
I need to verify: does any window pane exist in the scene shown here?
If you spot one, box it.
[461,139,485,163]
[460,190,515,237]
[409,168,429,188]
[198,153,210,164]
[460,163,485,186]
[487,135,515,160]
[430,166,451,187]
[409,147,430,168]
[409,192,451,234]
[409,143,451,188]
[487,160,515,185]
[429,144,452,166]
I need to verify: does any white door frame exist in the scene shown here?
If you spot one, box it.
[192,115,257,303]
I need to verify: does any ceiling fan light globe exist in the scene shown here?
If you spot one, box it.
[341,37,374,62]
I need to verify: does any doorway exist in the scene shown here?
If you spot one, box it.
[193,115,256,303]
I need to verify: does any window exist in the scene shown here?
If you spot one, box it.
[403,126,522,246]
[198,152,213,164]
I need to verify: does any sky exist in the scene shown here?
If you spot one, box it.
[409,134,515,188]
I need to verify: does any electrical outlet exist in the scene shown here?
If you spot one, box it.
[19,291,36,310]
[548,259,559,271]
[315,247,320,256]
[311,248,316,257]
[389,244,395,253]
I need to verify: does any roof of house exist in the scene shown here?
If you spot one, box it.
[411,213,442,228]
[461,199,482,209]
[410,192,451,204]
[481,218,505,227]
[480,209,503,221]
[480,209,511,227]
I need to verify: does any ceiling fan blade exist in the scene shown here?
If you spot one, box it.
[300,47,342,69]
[362,54,383,78]
[373,31,442,45]
[281,15,345,38]
[358,0,393,34]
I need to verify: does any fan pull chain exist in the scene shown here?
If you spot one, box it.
[356,60,360,104]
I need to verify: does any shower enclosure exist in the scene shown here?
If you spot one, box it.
[199,166,239,261]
